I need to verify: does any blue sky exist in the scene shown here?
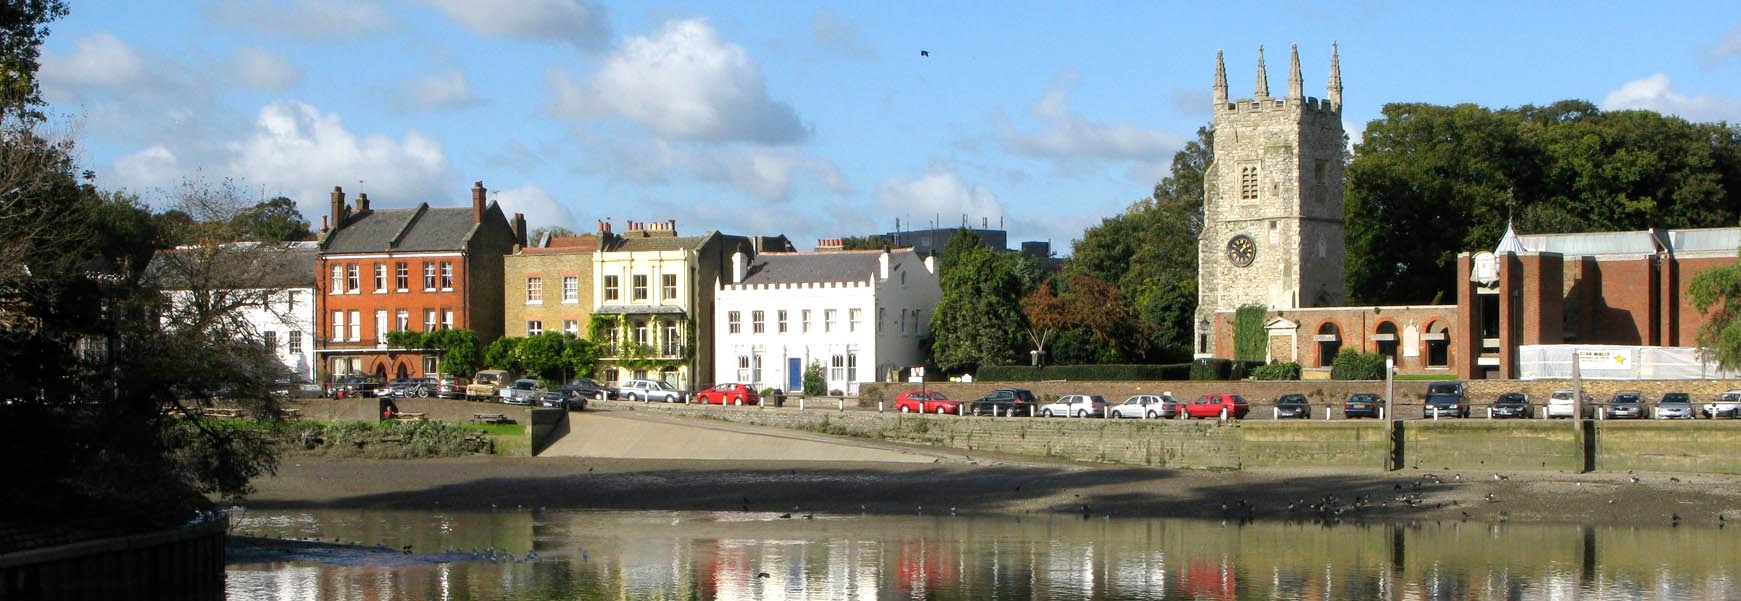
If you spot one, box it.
[39,1,1741,252]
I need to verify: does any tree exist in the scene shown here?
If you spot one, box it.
[422,329,481,377]
[529,225,577,243]
[802,360,826,396]
[518,332,569,384]
[0,0,68,122]
[230,196,313,243]
[484,336,521,372]
[560,334,602,380]
[1690,260,1741,370]
[927,229,1027,374]
[840,234,892,250]
[1020,281,1068,365]
[1346,101,1741,304]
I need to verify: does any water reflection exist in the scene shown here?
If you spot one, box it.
[228,509,1741,600]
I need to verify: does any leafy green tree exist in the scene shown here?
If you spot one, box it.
[518,332,568,384]
[529,225,577,243]
[230,196,313,243]
[0,0,68,122]
[1690,260,1741,370]
[1233,304,1267,362]
[928,229,1027,374]
[560,334,602,379]
[424,328,480,377]
[484,336,521,372]
[840,234,892,250]
[802,360,826,396]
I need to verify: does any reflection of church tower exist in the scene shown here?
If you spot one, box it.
[1194,44,1347,357]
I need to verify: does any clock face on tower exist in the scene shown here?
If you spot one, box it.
[1227,235,1257,267]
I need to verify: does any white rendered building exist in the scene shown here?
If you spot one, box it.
[152,242,319,381]
[713,247,939,395]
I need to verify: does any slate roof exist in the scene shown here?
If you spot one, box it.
[148,242,318,290]
[608,235,709,253]
[321,206,482,253]
[738,250,905,285]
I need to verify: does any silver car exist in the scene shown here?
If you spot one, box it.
[1038,394,1108,418]
[1109,394,1180,419]
[1655,392,1693,419]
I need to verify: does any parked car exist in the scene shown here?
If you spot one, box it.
[1184,393,1250,419]
[272,379,325,399]
[1606,391,1646,419]
[1655,392,1693,419]
[467,370,510,401]
[1547,389,1593,418]
[969,388,1037,416]
[559,378,616,401]
[500,378,541,405]
[432,375,470,399]
[1343,393,1385,419]
[332,375,380,398]
[1490,392,1532,418]
[895,390,961,414]
[694,383,761,406]
[1037,394,1108,418]
[533,390,573,410]
[1274,393,1311,419]
[1109,394,1180,419]
[1423,381,1468,418]
[619,379,686,403]
[1703,390,1741,418]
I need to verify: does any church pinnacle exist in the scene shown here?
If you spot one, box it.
[1254,45,1269,97]
[1328,41,1343,109]
[1287,44,1303,99]
[1213,50,1228,107]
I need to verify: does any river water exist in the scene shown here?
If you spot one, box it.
[226,508,1741,600]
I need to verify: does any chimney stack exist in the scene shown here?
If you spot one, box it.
[879,247,890,280]
[471,181,486,223]
[512,212,528,246]
[330,186,346,229]
[731,250,747,285]
[321,215,328,234]
[357,192,370,213]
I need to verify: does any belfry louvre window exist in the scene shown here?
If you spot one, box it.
[1239,166,1259,200]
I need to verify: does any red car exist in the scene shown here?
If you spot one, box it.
[895,390,962,414]
[1183,393,1250,419]
[693,383,761,406]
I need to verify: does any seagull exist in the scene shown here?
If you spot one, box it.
[778,513,792,519]
[1670,477,1682,483]
[919,50,929,57]
[757,572,771,579]
[1492,473,1509,481]
[1630,475,1641,484]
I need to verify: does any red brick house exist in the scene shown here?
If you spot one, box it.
[314,182,524,381]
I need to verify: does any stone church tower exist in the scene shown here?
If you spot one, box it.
[1194,44,1347,357]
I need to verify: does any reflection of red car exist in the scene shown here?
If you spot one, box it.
[694,383,761,405]
[1182,393,1250,419]
[895,390,961,414]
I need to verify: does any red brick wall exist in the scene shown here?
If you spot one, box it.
[1583,258,1655,345]
[1671,256,1733,345]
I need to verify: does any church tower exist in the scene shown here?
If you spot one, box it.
[1194,44,1347,357]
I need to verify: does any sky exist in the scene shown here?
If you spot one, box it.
[37,1,1741,253]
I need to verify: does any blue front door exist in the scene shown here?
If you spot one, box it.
[788,358,802,391]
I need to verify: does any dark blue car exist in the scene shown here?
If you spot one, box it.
[1344,393,1385,418]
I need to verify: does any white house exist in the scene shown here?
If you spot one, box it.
[151,242,319,382]
[713,246,939,395]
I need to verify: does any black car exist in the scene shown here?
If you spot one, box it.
[1423,381,1468,418]
[533,391,575,410]
[969,388,1037,416]
[333,375,380,398]
[1344,393,1385,418]
[1275,393,1312,419]
[1491,392,1531,418]
[559,378,617,401]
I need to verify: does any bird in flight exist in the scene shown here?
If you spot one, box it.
[920,50,929,57]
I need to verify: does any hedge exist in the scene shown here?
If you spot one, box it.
[1250,361,1302,380]
[976,363,1193,382]
[1331,349,1388,380]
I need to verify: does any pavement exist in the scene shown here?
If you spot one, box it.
[539,406,963,463]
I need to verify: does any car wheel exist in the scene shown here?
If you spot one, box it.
[900,405,911,413]
[734,397,742,406]
[1146,411,1158,419]
[1043,409,1054,418]
[936,406,948,415]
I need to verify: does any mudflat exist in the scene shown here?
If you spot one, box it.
[244,452,1741,527]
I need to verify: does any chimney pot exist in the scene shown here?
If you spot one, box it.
[357,192,370,213]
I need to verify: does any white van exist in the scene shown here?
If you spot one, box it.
[1546,389,1592,418]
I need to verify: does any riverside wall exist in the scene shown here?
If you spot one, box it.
[617,403,1741,474]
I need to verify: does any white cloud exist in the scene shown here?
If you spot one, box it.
[202,0,398,39]
[493,184,576,232]
[222,101,450,219]
[1706,26,1741,63]
[591,138,849,202]
[392,70,486,112]
[111,145,182,191]
[812,8,875,58]
[1601,73,1741,123]
[227,47,302,91]
[1000,70,1182,163]
[423,0,610,50]
[875,166,1005,226]
[549,18,807,145]
[40,33,147,92]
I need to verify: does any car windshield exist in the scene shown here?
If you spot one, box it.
[1427,383,1461,394]
[1551,391,1575,401]
[1091,396,1107,403]
[1124,398,1142,405]
[1498,393,1526,404]
[1662,393,1689,403]
[1279,395,1305,404]
[1350,394,1376,403]
[513,381,537,390]
[1613,393,1641,403]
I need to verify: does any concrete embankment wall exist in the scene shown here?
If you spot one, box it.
[622,404,1741,474]
[0,519,226,599]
